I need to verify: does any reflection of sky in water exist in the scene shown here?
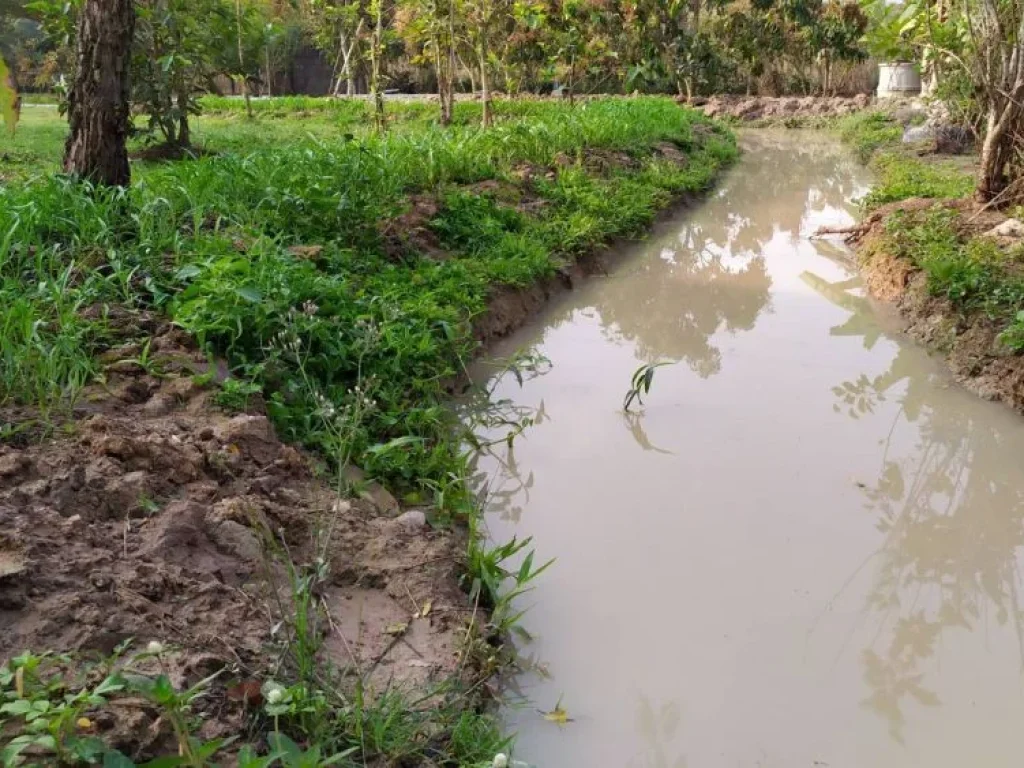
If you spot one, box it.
[468,131,1024,768]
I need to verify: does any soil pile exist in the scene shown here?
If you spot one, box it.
[696,94,871,122]
[0,313,476,755]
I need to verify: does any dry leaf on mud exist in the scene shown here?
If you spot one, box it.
[227,680,264,706]
[417,600,433,619]
[384,622,409,636]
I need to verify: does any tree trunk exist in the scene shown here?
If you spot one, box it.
[264,43,273,96]
[176,89,190,147]
[977,108,1013,203]
[63,0,135,187]
[479,40,490,127]
[370,0,386,131]
[236,0,253,119]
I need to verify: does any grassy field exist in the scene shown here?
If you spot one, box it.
[2,98,735,490]
[0,97,735,764]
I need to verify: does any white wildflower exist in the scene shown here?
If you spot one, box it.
[266,687,284,705]
[492,754,509,768]
[146,640,164,655]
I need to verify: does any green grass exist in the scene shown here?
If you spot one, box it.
[835,109,975,209]
[876,208,1024,350]
[1,98,734,496]
[836,111,903,163]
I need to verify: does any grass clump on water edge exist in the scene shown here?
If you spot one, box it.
[835,110,974,209]
[836,102,1024,356]
[0,97,735,761]
[875,207,1024,351]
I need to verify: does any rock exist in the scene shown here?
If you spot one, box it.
[892,105,927,126]
[984,218,1024,248]
[214,415,278,465]
[0,454,30,481]
[989,218,1024,238]
[392,509,427,531]
[211,520,263,563]
[0,549,26,580]
[343,465,400,516]
[902,124,936,144]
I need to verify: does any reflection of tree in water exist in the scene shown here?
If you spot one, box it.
[586,136,867,376]
[805,262,1024,744]
[628,695,687,768]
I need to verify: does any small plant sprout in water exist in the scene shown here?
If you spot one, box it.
[623,361,673,411]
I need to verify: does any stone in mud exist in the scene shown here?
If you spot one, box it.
[211,519,264,563]
[983,218,1024,250]
[0,453,30,481]
[344,465,401,516]
[215,414,279,465]
[392,509,428,531]
[985,218,1024,240]
[902,124,936,144]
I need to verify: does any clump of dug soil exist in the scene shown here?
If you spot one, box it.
[0,313,479,758]
[696,94,871,122]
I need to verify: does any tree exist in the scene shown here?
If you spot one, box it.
[810,1,867,95]
[964,0,1024,203]
[464,0,506,125]
[368,0,387,130]
[63,0,135,186]
[304,0,368,96]
[395,0,456,122]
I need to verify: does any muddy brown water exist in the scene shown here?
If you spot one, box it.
[467,131,1024,767]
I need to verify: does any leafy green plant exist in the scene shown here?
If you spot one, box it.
[623,361,672,411]
[215,376,264,411]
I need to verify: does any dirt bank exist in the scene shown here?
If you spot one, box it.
[0,315,477,760]
[696,94,872,123]
[851,200,1024,411]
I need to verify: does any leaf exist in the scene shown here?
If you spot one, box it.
[94,673,126,697]
[541,704,574,726]
[174,264,202,281]
[384,622,408,636]
[235,286,263,303]
[419,599,432,618]
[365,435,424,455]
[103,750,137,768]
[0,56,20,136]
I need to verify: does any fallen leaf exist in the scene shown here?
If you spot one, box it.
[384,622,408,636]
[420,600,432,618]
[287,245,324,260]
[227,679,263,706]
[541,704,574,726]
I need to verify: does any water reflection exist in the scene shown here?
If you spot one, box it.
[805,263,1024,744]
[630,696,687,768]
